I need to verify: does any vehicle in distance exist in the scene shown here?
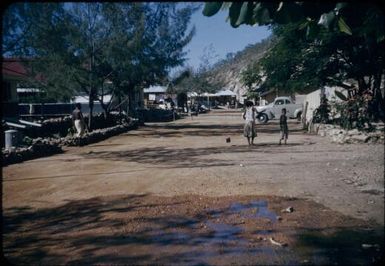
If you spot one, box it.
[255,96,302,124]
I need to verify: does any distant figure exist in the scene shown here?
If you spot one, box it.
[242,100,257,146]
[279,108,289,145]
[194,102,200,116]
[72,103,86,137]
[29,104,35,115]
[187,103,193,120]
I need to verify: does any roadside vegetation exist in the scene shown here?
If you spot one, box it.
[204,2,385,129]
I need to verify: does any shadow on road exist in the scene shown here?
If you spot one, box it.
[81,143,307,168]
[3,194,383,265]
[127,122,305,138]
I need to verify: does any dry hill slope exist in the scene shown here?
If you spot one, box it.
[207,37,273,101]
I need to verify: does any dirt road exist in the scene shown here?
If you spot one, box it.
[3,109,384,264]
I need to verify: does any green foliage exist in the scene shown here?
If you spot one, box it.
[334,90,348,101]
[169,43,223,96]
[312,96,331,123]
[171,68,221,95]
[204,2,384,96]
[22,136,33,146]
[67,127,75,137]
[240,62,263,90]
[331,97,374,131]
[247,23,325,94]
[203,2,384,42]
[337,17,352,35]
[241,16,384,99]
[3,3,196,125]
[203,2,385,127]
[202,2,222,17]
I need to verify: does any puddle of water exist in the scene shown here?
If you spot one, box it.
[255,229,273,235]
[148,200,383,265]
[205,221,243,242]
[148,200,287,264]
[229,200,278,222]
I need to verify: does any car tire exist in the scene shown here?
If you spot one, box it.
[296,112,302,121]
[257,113,268,124]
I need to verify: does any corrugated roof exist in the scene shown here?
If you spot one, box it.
[2,58,44,81]
[2,58,29,78]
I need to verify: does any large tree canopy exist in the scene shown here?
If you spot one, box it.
[206,2,384,102]
[203,2,384,42]
[2,2,197,127]
[240,18,384,96]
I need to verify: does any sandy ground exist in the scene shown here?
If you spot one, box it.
[2,109,384,264]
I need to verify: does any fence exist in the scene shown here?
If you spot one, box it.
[19,102,106,118]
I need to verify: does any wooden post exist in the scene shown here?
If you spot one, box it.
[302,101,309,130]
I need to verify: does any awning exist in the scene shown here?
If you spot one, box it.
[214,89,236,96]
[71,95,112,103]
[143,85,167,93]
[188,90,237,97]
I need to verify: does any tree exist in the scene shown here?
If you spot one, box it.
[202,2,384,42]
[198,43,219,72]
[206,2,384,120]
[247,21,384,96]
[102,3,197,115]
[168,56,223,98]
[2,3,80,102]
[3,3,113,128]
[240,61,263,91]
[3,2,197,127]
[67,3,113,128]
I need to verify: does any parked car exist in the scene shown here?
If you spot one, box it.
[190,102,207,114]
[255,96,302,124]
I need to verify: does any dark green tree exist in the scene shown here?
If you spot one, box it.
[203,2,384,42]
[3,2,197,127]
[103,3,197,115]
[215,2,384,120]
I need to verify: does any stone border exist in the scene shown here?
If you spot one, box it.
[312,123,384,144]
[22,113,124,138]
[2,121,139,166]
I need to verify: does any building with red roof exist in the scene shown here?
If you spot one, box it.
[2,58,44,119]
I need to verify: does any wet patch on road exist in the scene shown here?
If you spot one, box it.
[3,195,384,265]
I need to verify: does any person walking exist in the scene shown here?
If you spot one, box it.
[279,108,289,145]
[242,100,257,146]
[72,103,86,137]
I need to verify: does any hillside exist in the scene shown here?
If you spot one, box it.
[207,37,273,101]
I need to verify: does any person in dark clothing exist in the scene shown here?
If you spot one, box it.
[279,108,288,145]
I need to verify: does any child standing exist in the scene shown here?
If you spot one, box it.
[243,101,257,145]
[279,108,288,145]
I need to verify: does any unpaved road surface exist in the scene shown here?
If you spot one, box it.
[3,109,384,265]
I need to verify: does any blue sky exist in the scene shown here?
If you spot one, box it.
[173,3,271,74]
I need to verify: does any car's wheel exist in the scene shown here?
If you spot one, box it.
[257,113,269,124]
[296,112,302,121]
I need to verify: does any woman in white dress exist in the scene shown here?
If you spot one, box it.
[242,100,257,145]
